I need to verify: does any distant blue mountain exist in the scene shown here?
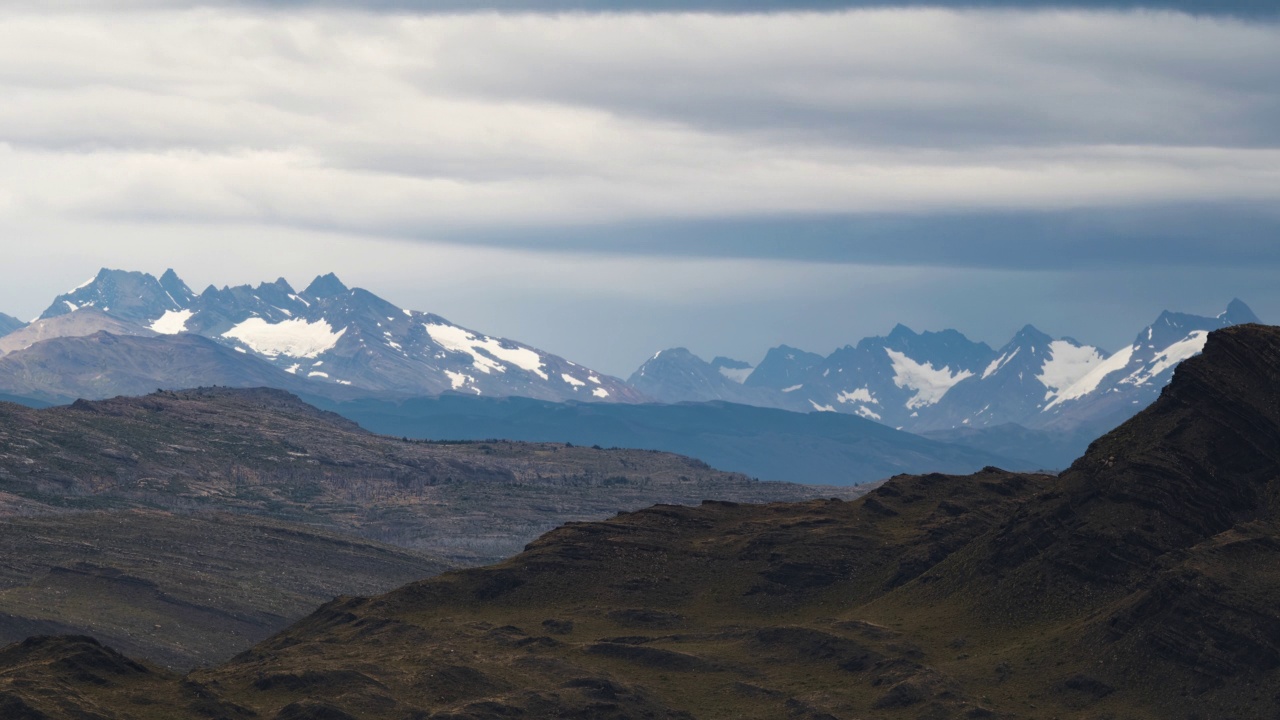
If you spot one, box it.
[308,394,1034,486]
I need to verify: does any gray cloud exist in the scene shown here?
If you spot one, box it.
[0,9,1276,235]
[429,203,1280,271]
[23,0,1280,15]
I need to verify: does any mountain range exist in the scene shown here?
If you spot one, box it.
[633,299,1260,455]
[2,322,1278,718]
[12,268,641,404]
[0,268,1258,474]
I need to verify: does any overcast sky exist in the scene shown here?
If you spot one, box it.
[1,1,1276,375]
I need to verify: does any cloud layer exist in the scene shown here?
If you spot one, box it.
[0,8,1276,238]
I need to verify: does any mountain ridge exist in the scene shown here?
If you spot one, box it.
[636,300,1259,461]
[27,268,644,404]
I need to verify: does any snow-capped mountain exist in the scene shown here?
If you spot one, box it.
[42,268,195,327]
[764,325,998,427]
[1034,299,1260,433]
[630,300,1262,441]
[909,325,1108,432]
[32,269,642,403]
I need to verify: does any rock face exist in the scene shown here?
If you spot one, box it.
[6,324,1280,719]
[22,268,642,403]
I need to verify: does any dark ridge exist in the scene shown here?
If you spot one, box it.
[983,323,1280,587]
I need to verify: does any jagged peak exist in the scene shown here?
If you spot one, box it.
[1007,324,1053,348]
[886,323,919,340]
[761,344,822,359]
[1223,297,1260,324]
[304,273,349,298]
[262,277,296,293]
[647,347,699,362]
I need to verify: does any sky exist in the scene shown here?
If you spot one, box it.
[0,1,1277,376]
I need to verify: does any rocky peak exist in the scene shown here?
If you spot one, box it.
[1223,297,1260,325]
[303,273,349,298]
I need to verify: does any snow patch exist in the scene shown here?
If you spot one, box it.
[71,277,96,292]
[836,388,877,405]
[809,400,836,413]
[718,366,753,383]
[425,323,548,380]
[1127,331,1210,386]
[63,300,78,311]
[444,370,473,390]
[592,387,610,398]
[149,309,193,335]
[884,349,973,409]
[1038,341,1107,400]
[1044,344,1136,410]
[981,348,1019,379]
[781,384,803,393]
[1148,331,1210,378]
[562,373,586,387]
[588,376,602,385]
[855,405,882,420]
[308,371,329,378]
[285,363,301,374]
[222,318,346,359]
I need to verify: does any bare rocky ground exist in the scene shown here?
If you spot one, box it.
[0,386,863,670]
